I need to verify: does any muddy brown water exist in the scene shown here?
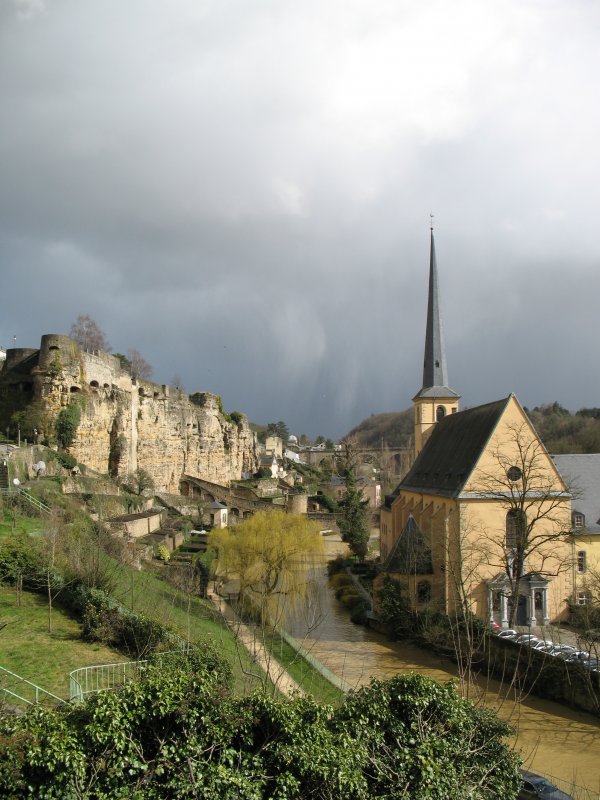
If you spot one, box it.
[287,552,600,794]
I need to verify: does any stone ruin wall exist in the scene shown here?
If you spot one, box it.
[29,334,259,492]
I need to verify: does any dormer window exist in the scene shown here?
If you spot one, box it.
[573,512,585,529]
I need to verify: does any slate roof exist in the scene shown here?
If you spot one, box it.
[413,385,460,400]
[398,396,512,498]
[384,514,433,574]
[552,454,600,534]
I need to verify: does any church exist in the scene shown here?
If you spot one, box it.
[378,230,573,628]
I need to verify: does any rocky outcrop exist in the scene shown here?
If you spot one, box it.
[0,334,259,493]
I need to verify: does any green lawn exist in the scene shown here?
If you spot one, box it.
[108,562,269,696]
[264,631,345,705]
[0,584,126,701]
[0,509,44,539]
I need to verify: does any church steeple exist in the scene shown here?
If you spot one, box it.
[421,228,449,392]
[412,223,460,456]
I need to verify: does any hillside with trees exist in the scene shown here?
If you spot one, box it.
[345,403,600,454]
[344,408,413,449]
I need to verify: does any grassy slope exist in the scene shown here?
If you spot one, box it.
[0,584,125,700]
[108,562,343,702]
[0,511,44,539]
[1,500,343,703]
[108,562,268,696]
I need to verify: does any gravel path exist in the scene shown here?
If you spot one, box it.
[210,593,304,697]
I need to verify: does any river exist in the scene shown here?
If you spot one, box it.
[287,545,600,795]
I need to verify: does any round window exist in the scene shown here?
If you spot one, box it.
[507,466,522,482]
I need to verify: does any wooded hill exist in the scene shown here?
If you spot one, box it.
[346,402,600,454]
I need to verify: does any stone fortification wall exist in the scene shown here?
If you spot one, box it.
[3,334,258,493]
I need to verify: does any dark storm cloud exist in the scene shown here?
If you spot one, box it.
[2,0,600,437]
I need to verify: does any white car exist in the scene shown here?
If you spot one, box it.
[497,629,519,639]
[531,640,554,652]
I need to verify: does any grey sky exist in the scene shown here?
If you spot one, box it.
[1,0,599,438]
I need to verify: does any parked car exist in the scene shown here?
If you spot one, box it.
[565,651,590,663]
[514,634,539,645]
[497,629,519,639]
[518,769,574,799]
[549,644,577,657]
[531,641,554,652]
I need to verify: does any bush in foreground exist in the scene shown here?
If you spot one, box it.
[0,660,521,799]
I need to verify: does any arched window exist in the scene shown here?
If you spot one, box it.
[436,405,446,422]
[506,510,527,577]
[506,509,527,550]
[417,581,431,604]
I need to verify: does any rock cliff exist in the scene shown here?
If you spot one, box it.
[0,334,258,492]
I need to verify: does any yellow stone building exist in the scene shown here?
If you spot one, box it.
[379,231,573,627]
[552,454,600,609]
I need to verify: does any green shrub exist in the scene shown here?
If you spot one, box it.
[349,597,370,625]
[55,402,81,448]
[329,573,354,591]
[0,672,520,799]
[338,590,360,607]
[56,451,77,470]
[157,544,171,562]
[80,587,178,658]
[327,554,350,576]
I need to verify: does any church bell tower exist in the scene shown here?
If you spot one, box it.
[413,223,460,456]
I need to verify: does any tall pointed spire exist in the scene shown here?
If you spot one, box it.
[421,226,449,392]
[412,223,459,455]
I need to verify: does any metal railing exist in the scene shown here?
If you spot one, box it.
[0,666,64,708]
[69,650,191,702]
[0,486,51,513]
[69,660,148,702]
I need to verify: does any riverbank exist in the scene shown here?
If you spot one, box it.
[209,590,345,704]
[286,552,600,796]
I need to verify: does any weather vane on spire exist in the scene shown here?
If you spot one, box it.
[430,212,434,231]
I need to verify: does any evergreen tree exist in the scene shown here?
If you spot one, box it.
[338,467,370,560]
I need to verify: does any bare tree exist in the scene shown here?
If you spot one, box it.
[472,420,571,628]
[126,348,153,381]
[70,315,111,353]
